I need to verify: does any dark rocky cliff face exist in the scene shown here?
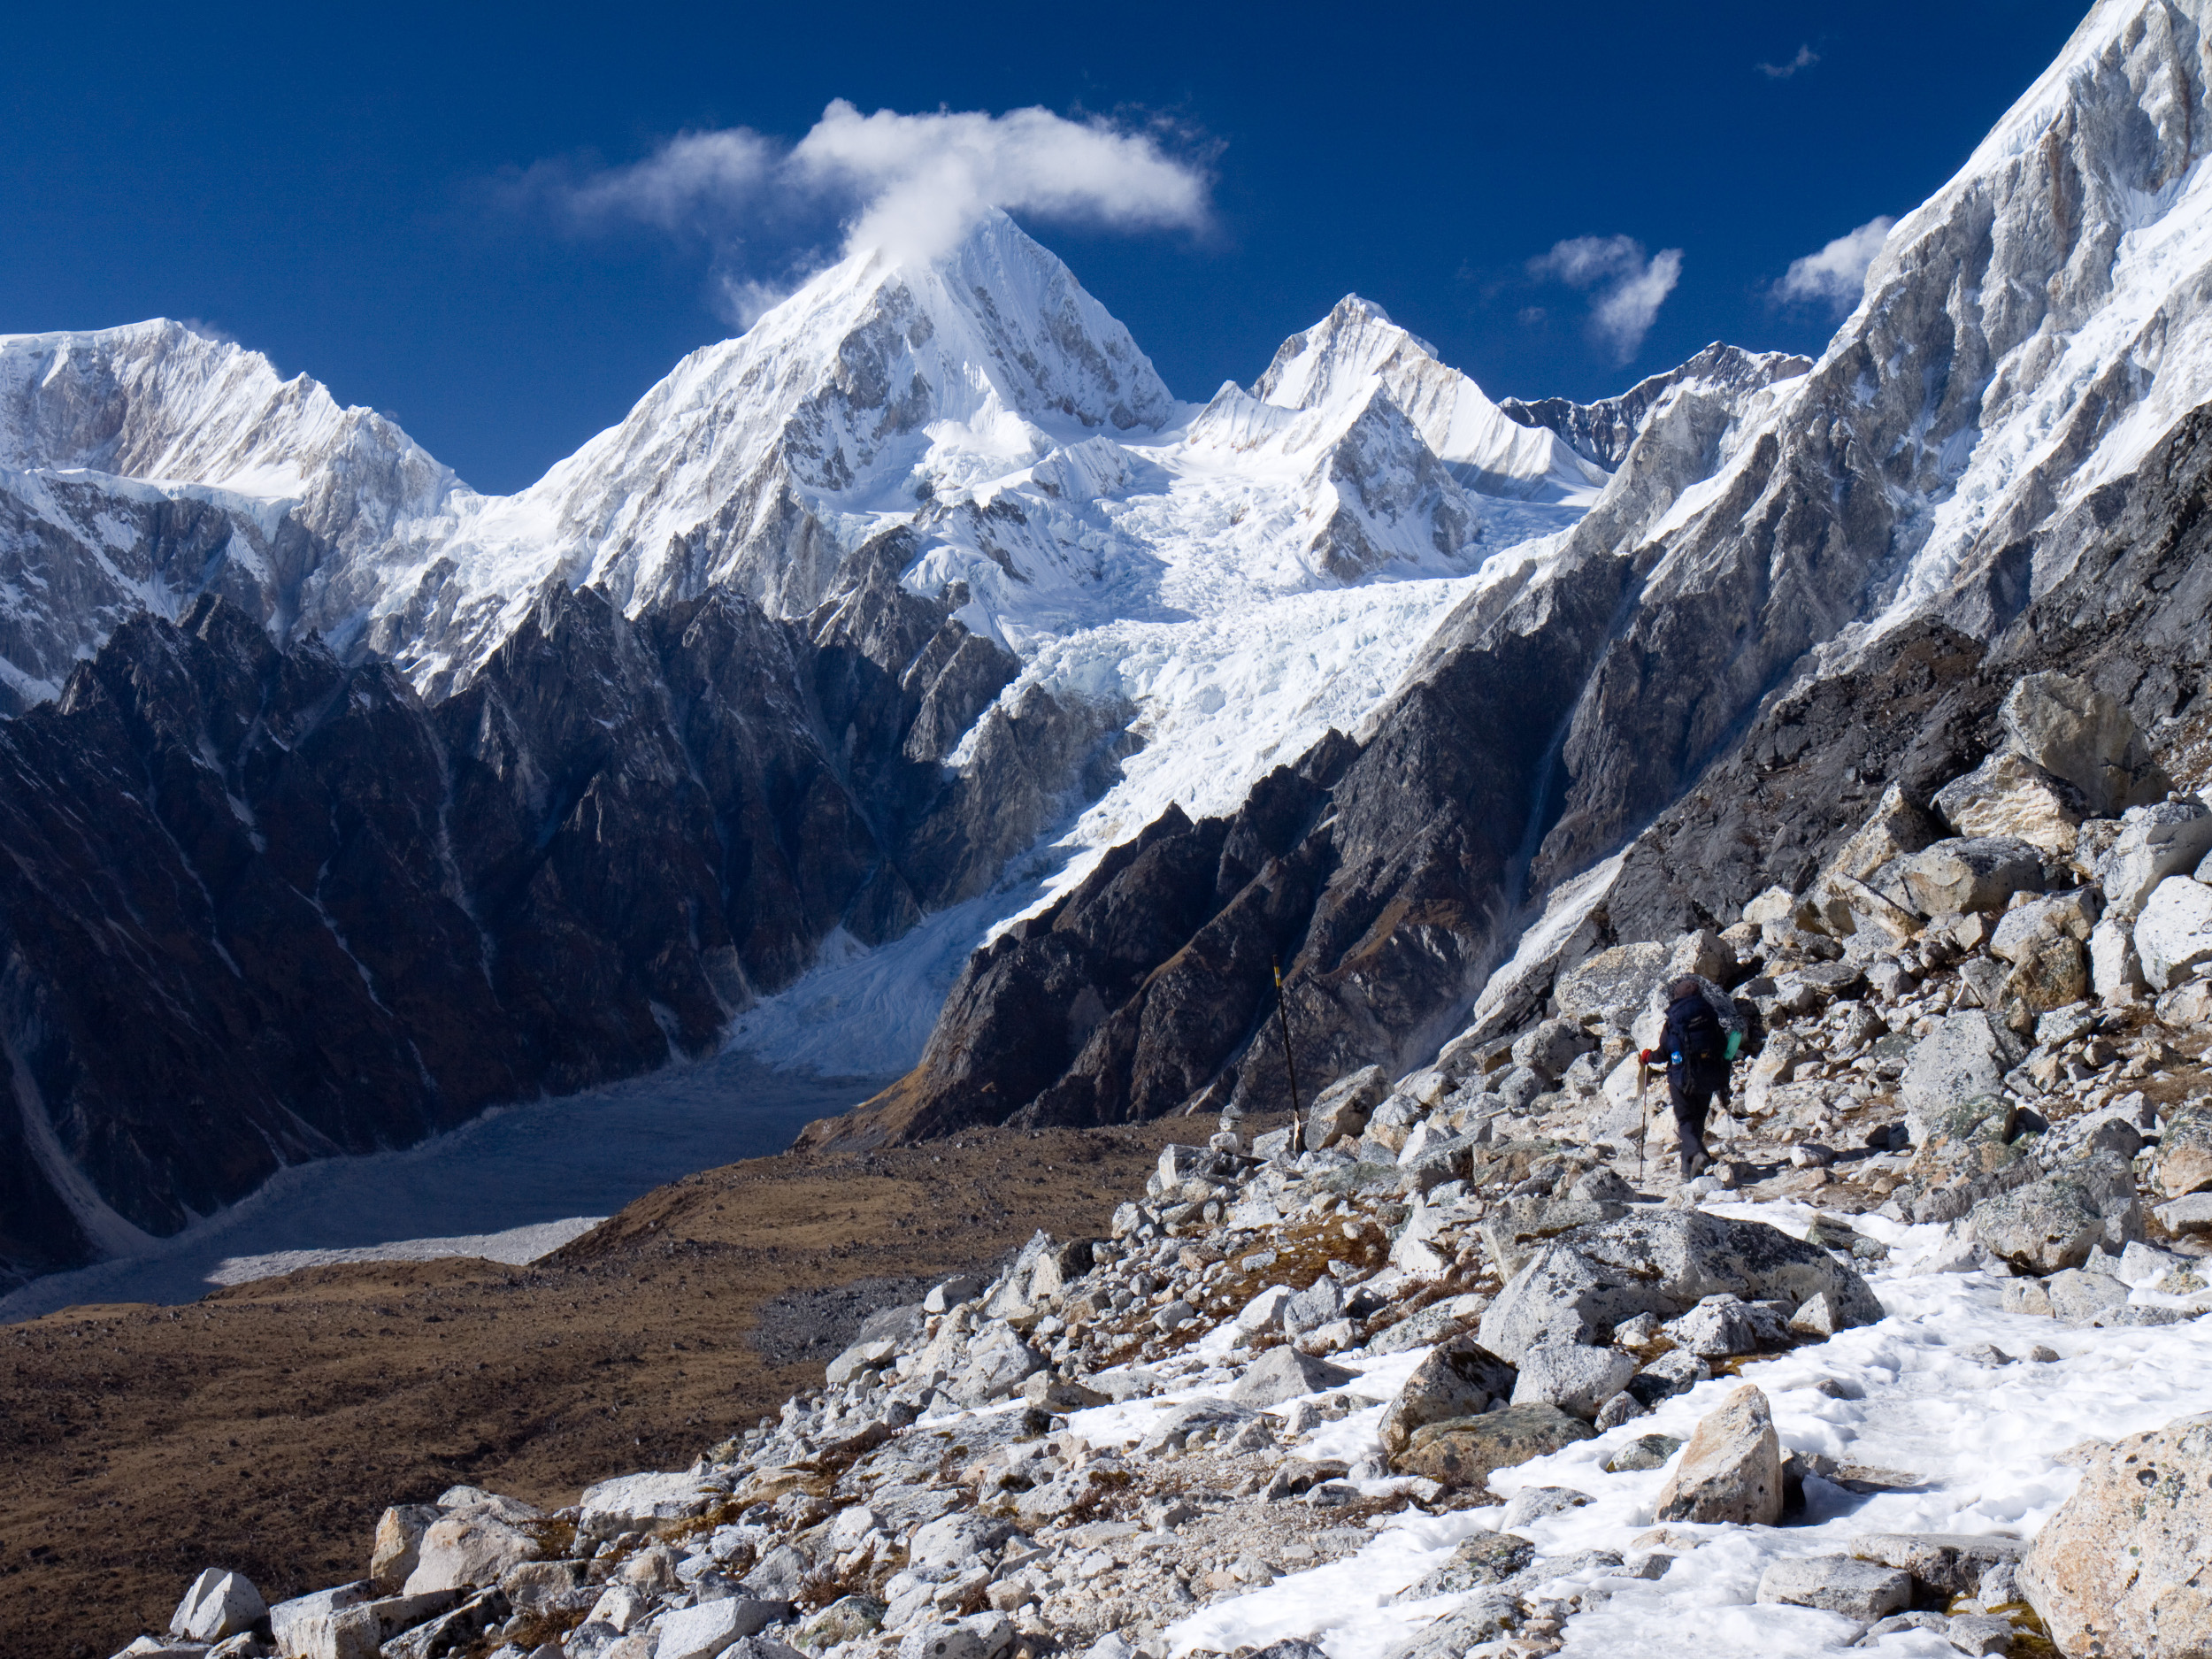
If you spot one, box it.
[0,538,1138,1290]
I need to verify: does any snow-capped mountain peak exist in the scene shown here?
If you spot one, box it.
[0,319,458,550]
[1253,294,1608,503]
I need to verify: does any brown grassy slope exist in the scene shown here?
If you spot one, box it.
[0,1120,1193,1659]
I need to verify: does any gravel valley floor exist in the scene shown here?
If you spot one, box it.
[0,1120,1195,1659]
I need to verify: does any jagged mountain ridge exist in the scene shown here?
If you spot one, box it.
[832,0,2212,1147]
[1497,342,1813,472]
[0,320,457,710]
[0,212,1652,1288]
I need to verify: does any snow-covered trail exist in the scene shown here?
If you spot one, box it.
[0,1052,887,1324]
[1124,1211,2212,1659]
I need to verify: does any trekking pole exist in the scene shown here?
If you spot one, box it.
[1634,1056,1648,1186]
[1275,956,1304,1155]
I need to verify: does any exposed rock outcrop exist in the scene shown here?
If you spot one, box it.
[0,556,1132,1288]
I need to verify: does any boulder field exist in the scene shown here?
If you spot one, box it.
[95,741,2212,1659]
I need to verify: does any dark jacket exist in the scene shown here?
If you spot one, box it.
[1662,991,1731,1094]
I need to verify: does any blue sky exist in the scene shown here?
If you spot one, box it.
[4,1,2089,493]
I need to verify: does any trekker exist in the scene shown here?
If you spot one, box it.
[1643,975,1732,1180]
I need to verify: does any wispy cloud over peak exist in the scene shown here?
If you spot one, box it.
[510,102,1214,326]
[1777,216,1895,316]
[1527,234,1683,363]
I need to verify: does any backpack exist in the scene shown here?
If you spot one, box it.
[1663,994,1728,1084]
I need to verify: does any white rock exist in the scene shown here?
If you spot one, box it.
[1234,1283,1294,1333]
[2155,1194,2212,1236]
[2089,917,2147,999]
[171,1570,266,1643]
[2133,877,2212,990]
[1509,1340,1636,1419]
[2101,801,2212,915]
[657,1599,793,1659]
[923,1275,985,1313]
[269,1585,380,1659]
[585,1585,652,1633]
[1227,1343,1356,1406]
[826,1338,898,1386]
[2000,672,2169,817]
[1934,751,2085,856]
[401,1503,545,1594]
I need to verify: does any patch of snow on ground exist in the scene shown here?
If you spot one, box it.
[1155,1237,2212,1659]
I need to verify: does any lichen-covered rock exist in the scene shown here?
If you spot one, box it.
[1477,1210,1881,1363]
[1379,1337,1518,1455]
[1509,1340,1637,1420]
[1655,1385,1783,1525]
[1902,837,2045,916]
[1971,1151,2140,1273]
[1554,942,1672,1035]
[1847,1533,2027,1600]
[1899,1012,2026,1145]
[1756,1555,1912,1620]
[2020,1414,2212,1659]
[1392,1403,1594,1490]
[1393,1532,1535,1599]
[2158,1102,2212,1201]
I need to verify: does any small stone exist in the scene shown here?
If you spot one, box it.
[1603,1433,1683,1473]
[1498,1486,1592,1532]
[1946,1613,2016,1655]
[1593,1391,1649,1431]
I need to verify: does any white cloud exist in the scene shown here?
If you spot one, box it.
[1758,45,1820,79]
[1526,235,1683,363]
[792,101,1210,264]
[517,101,1213,325]
[1778,216,1895,316]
